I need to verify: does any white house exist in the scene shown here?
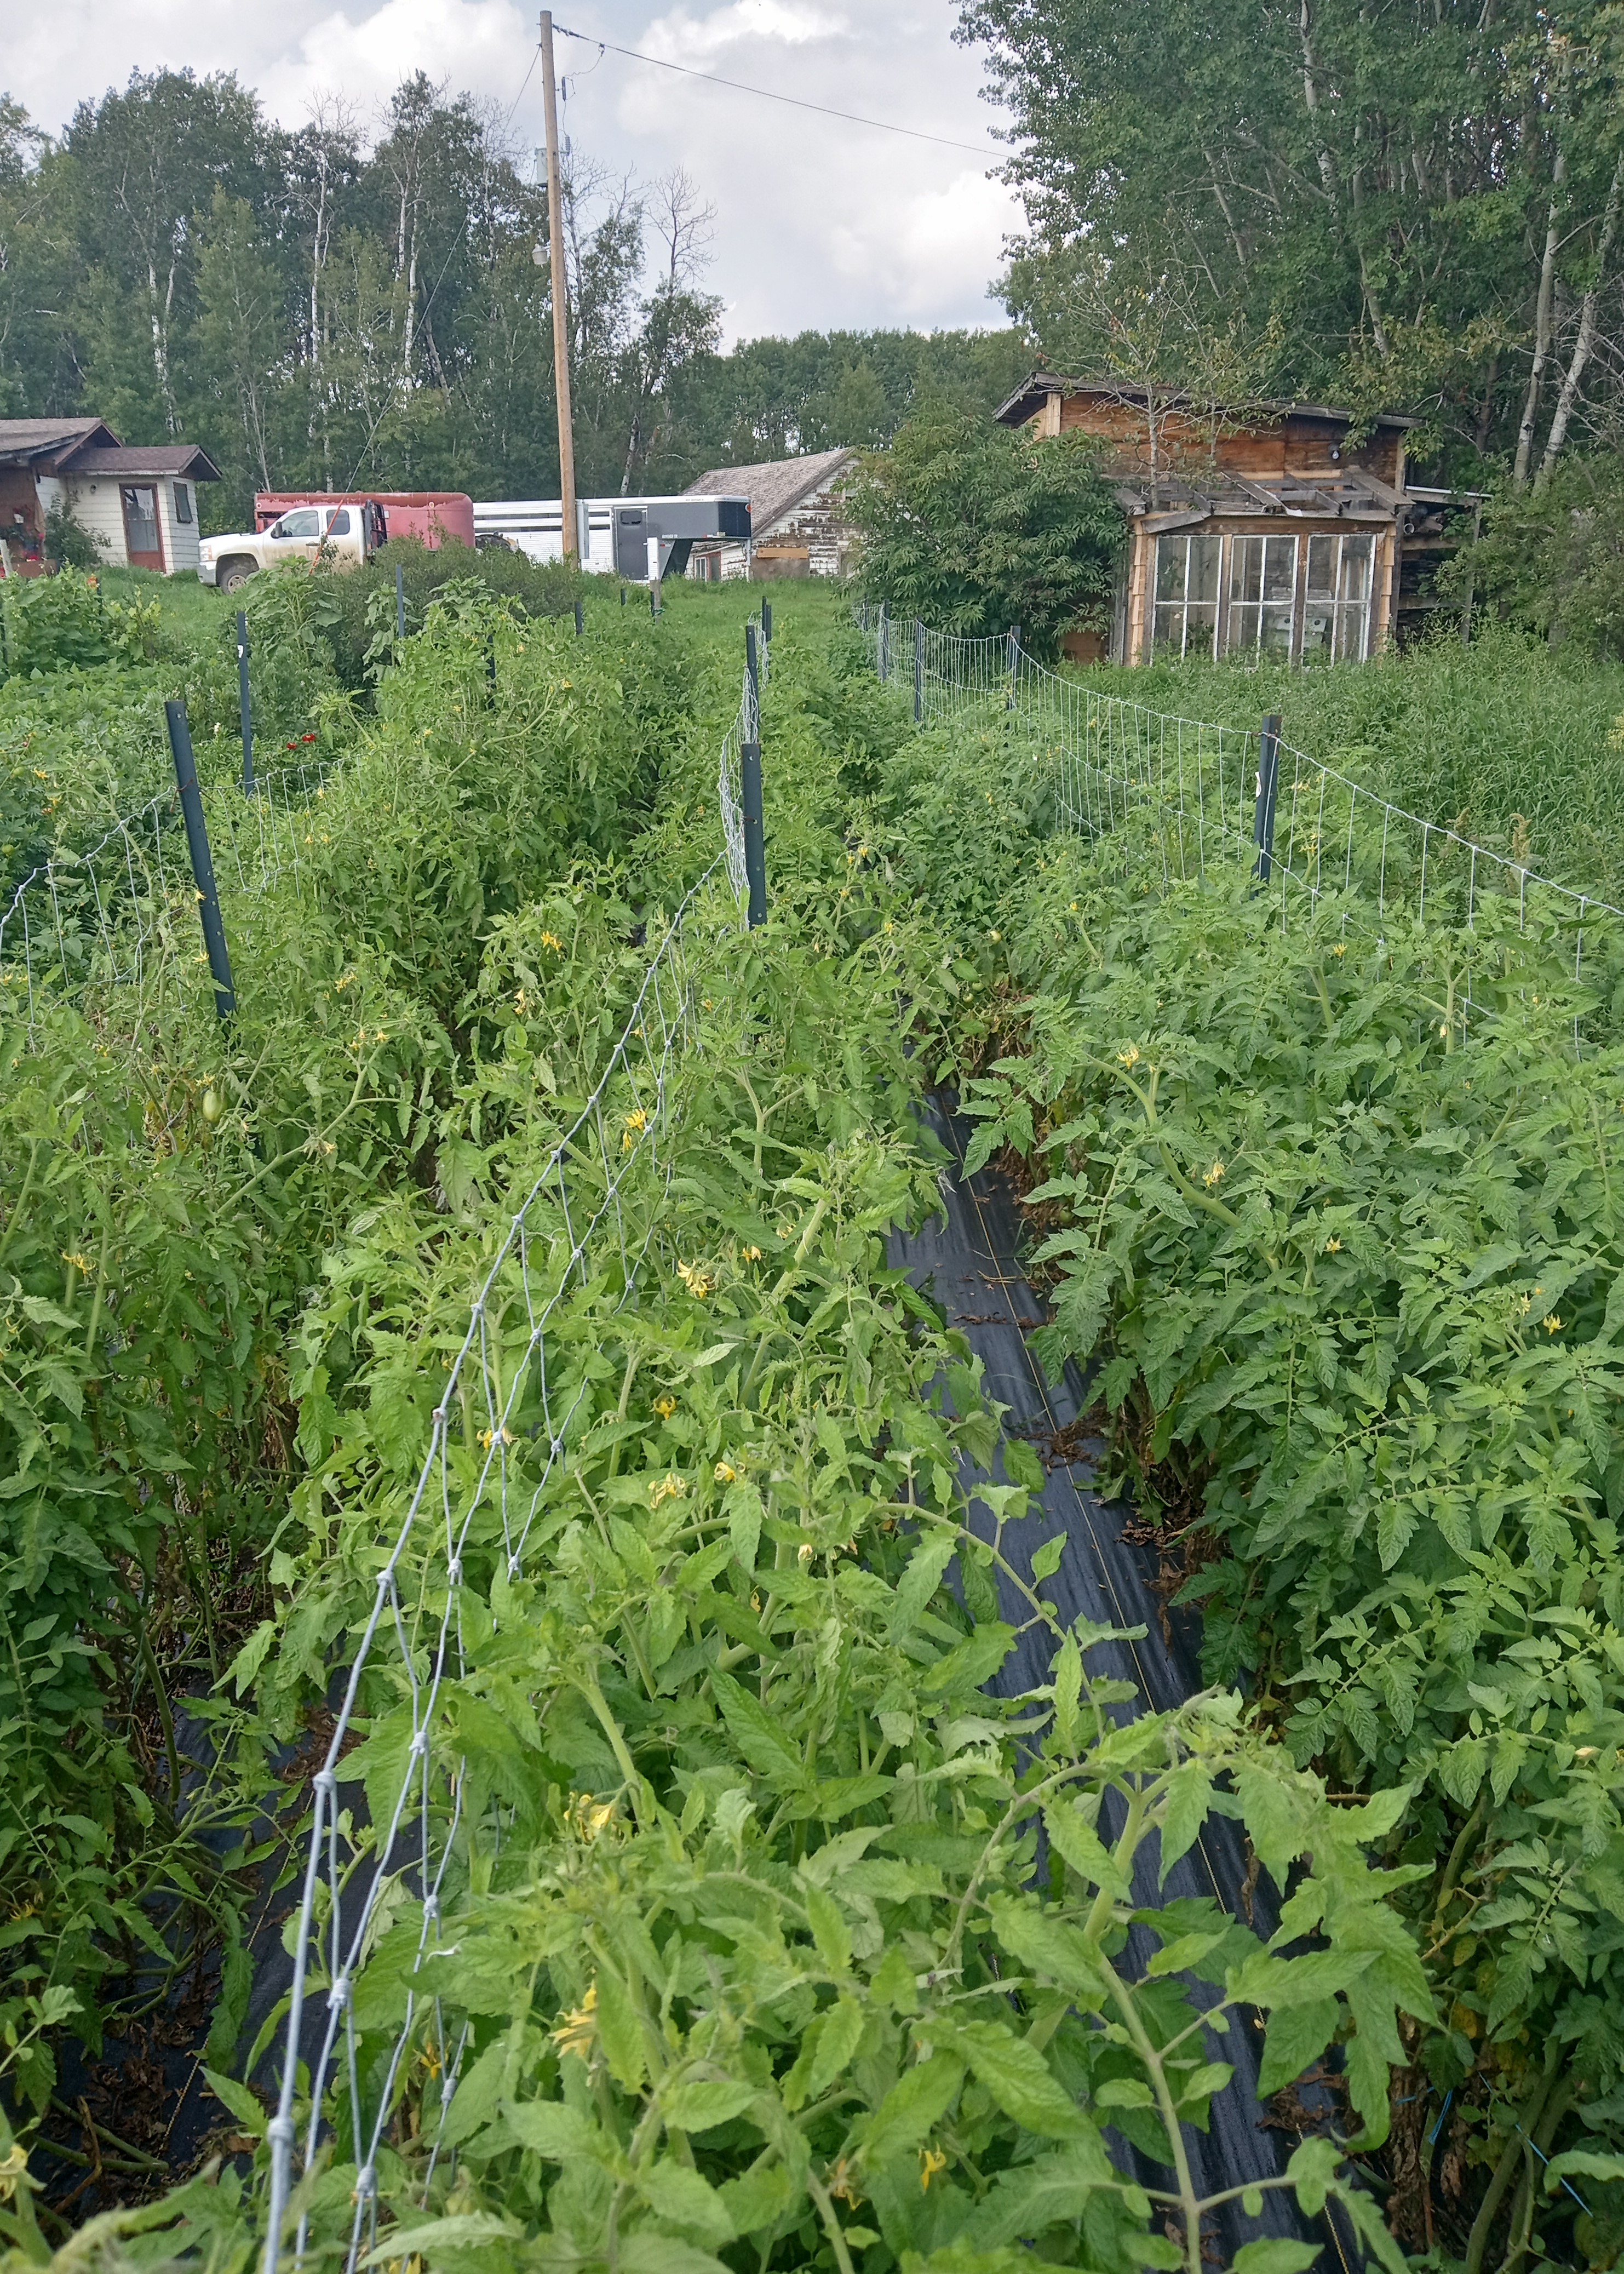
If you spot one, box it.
[0,418,221,577]
[683,448,858,580]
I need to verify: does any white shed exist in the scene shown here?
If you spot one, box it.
[0,420,220,576]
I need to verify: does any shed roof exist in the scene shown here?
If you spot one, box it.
[684,446,856,534]
[0,417,120,467]
[64,442,221,481]
[1118,466,1404,526]
[994,372,1417,434]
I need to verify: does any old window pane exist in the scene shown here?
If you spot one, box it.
[1303,533,1375,662]
[121,486,159,557]
[1227,535,1297,658]
[1152,534,1220,658]
[173,482,193,526]
[1335,534,1374,658]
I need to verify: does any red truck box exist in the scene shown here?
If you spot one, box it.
[253,491,475,549]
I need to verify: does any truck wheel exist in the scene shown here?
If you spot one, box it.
[218,556,257,593]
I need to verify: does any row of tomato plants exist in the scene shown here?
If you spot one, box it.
[4,612,1441,2271]
[0,585,713,2134]
[877,691,1624,2272]
[4,611,1442,2273]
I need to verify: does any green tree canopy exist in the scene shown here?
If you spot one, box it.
[843,411,1123,657]
[0,70,1030,523]
[958,0,1624,485]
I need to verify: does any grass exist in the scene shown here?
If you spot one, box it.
[1066,623,1624,902]
[94,563,236,639]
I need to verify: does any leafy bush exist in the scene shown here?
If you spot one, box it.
[1444,455,1624,661]
[41,498,105,575]
[0,571,110,677]
[315,536,584,690]
[843,411,1124,660]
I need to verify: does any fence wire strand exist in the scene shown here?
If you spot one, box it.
[854,602,1622,1048]
[261,622,765,2272]
[0,755,342,1035]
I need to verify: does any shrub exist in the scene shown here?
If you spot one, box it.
[42,497,105,574]
[843,410,1124,659]
[315,536,584,690]
[0,570,110,677]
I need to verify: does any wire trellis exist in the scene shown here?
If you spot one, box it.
[261,643,762,2274]
[716,650,759,908]
[0,754,342,1038]
[856,603,1624,1046]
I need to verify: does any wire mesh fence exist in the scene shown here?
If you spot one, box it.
[260,624,766,2273]
[855,602,1624,1046]
[0,753,341,1039]
[716,649,758,909]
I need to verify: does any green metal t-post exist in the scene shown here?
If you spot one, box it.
[1254,712,1283,883]
[742,623,766,929]
[165,699,236,1019]
[914,620,925,723]
[395,560,406,640]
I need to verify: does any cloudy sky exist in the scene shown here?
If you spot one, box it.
[3,0,1024,345]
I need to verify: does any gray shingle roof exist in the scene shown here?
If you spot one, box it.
[684,447,856,535]
[64,443,221,480]
[0,417,119,465]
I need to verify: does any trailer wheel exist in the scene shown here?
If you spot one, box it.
[217,555,257,594]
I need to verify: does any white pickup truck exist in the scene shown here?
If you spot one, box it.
[198,500,383,593]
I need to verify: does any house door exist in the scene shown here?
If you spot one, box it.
[120,485,164,571]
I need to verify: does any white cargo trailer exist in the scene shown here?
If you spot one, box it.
[473,495,750,580]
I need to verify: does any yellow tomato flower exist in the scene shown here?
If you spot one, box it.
[1203,1159,1226,1187]
[549,1984,597,2060]
[654,1394,677,1420]
[920,2146,948,2191]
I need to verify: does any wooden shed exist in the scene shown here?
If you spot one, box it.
[683,448,857,581]
[0,418,220,576]
[994,375,1452,666]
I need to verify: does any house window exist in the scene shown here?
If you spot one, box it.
[1226,536,1298,658]
[173,482,193,525]
[1151,534,1221,658]
[1302,533,1375,662]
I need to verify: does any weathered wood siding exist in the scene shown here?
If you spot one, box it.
[1049,395,1405,489]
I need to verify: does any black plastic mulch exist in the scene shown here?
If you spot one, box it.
[887,1097,1361,2271]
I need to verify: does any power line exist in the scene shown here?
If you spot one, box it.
[552,23,1003,160]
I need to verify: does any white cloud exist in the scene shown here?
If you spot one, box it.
[2,0,1019,342]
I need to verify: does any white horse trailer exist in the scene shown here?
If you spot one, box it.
[473,495,750,581]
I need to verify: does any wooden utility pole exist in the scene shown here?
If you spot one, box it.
[539,12,578,561]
